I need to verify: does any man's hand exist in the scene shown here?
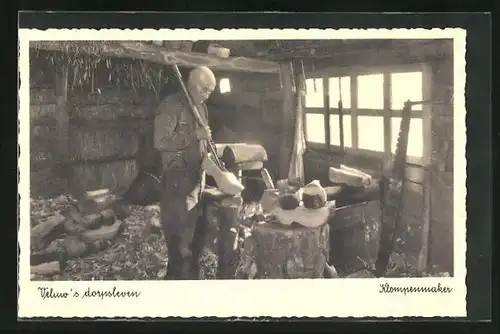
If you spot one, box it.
[195,126,212,140]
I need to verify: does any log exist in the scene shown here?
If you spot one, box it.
[33,41,280,74]
[100,209,116,226]
[81,220,123,244]
[249,220,330,279]
[31,213,66,250]
[81,213,103,229]
[64,235,87,258]
[30,240,67,266]
[31,261,64,276]
[63,218,85,235]
[203,196,243,279]
[220,144,268,171]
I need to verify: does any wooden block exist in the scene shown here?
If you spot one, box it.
[77,194,119,214]
[329,200,381,275]
[340,164,373,182]
[329,166,370,188]
[251,221,330,279]
[31,261,62,276]
[63,219,85,235]
[85,188,110,198]
[81,213,103,229]
[81,220,123,244]
[31,240,66,267]
[64,235,87,258]
[100,209,116,225]
[31,213,66,250]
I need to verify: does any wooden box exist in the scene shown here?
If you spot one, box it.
[328,200,381,275]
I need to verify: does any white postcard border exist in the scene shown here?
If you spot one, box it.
[18,28,467,318]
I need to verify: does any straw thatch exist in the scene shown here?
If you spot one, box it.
[30,104,58,123]
[68,126,141,161]
[70,103,152,122]
[70,88,160,107]
[69,159,138,193]
[30,166,67,199]
[30,88,57,104]
[30,124,58,167]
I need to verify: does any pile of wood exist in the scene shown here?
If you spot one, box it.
[30,189,127,278]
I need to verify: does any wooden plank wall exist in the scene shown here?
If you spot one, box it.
[30,88,68,198]
[208,70,284,180]
[29,51,171,198]
[67,89,158,194]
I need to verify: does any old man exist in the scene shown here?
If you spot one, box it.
[154,66,216,279]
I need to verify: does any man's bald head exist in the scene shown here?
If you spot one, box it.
[187,66,216,104]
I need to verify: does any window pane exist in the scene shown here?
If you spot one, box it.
[329,114,352,147]
[305,78,324,108]
[329,76,351,109]
[357,74,384,109]
[305,113,326,143]
[391,72,423,110]
[358,116,385,152]
[219,78,231,94]
[391,117,423,157]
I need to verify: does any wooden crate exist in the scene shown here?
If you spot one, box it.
[328,200,381,275]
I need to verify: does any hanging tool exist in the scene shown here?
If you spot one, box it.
[374,98,421,277]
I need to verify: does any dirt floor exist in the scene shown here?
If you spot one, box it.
[29,195,449,280]
[29,195,250,281]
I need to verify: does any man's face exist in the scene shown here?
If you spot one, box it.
[193,81,215,103]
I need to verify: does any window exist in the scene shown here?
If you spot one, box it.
[329,114,352,147]
[305,78,324,108]
[357,74,384,109]
[391,117,423,157]
[303,65,428,165]
[358,116,385,152]
[305,113,326,143]
[329,76,351,108]
[391,72,422,110]
[219,78,231,94]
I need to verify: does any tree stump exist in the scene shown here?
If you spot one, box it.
[202,192,243,279]
[249,221,330,279]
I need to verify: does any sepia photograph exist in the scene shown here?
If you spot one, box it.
[18,27,466,318]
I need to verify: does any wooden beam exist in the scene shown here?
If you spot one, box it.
[417,167,432,275]
[307,41,453,70]
[54,57,69,181]
[32,41,280,74]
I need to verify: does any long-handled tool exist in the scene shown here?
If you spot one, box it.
[171,65,244,196]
